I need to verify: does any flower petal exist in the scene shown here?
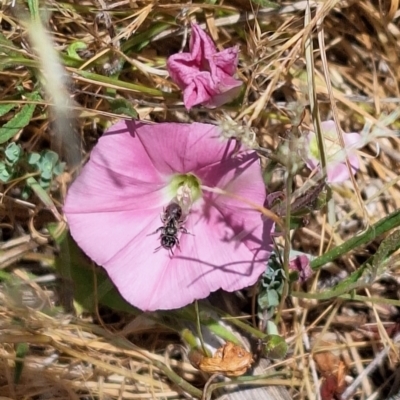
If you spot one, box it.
[182,73,220,109]
[66,208,164,268]
[203,82,242,108]
[209,46,240,77]
[190,23,217,62]
[289,255,312,283]
[109,197,272,311]
[129,121,239,176]
[344,132,363,149]
[304,121,361,183]
[64,121,168,214]
[167,53,205,88]
[320,120,336,134]
[200,152,272,256]
[326,163,352,183]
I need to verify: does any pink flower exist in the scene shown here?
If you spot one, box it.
[167,23,242,110]
[288,255,312,283]
[64,121,273,311]
[305,120,362,183]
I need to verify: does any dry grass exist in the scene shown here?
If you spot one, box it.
[1,0,400,399]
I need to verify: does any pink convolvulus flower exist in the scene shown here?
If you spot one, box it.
[305,120,362,183]
[167,23,242,110]
[63,121,273,311]
[288,254,313,283]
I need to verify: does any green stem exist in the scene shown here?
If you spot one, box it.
[195,300,208,355]
[72,70,172,97]
[310,208,400,270]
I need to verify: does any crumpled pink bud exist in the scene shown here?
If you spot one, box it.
[167,23,242,110]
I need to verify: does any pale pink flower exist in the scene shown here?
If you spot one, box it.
[167,23,242,110]
[288,255,312,283]
[305,120,362,183]
[64,121,273,311]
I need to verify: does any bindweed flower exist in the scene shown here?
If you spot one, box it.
[305,120,362,183]
[288,254,313,283]
[64,121,273,311]
[167,23,242,110]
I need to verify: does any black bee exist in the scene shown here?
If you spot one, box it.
[153,202,188,252]
[162,202,183,224]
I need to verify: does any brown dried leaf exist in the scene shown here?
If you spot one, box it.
[320,362,347,400]
[194,342,253,377]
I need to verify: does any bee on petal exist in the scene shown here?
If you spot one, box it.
[152,202,188,253]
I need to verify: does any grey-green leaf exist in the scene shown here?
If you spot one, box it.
[42,150,59,165]
[28,152,41,165]
[5,142,22,164]
[0,163,11,182]
[53,161,65,176]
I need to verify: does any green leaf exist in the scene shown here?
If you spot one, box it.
[261,334,288,360]
[371,229,400,278]
[197,315,242,345]
[5,142,22,164]
[27,0,40,21]
[53,161,65,176]
[66,41,87,60]
[0,104,16,117]
[43,150,59,164]
[251,0,278,7]
[38,150,59,180]
[40,162,53,180]
[26,177,60,219]
[74,70,167,96]
[0,32,21,57]
[53,229,139,314]
[109,98,138,118]
[14,342,29,384]
[38,177,51,189]
[0,162,11,182]
[0,270,12,282]
[0,94,39,144]
[258,289,279,308]
[21,186,31,200]
[47,222,67,245]
[1,57,39,70]
[27,152,41,165]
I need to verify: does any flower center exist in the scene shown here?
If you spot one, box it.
[168,173,202,214]
[310,132,343,162]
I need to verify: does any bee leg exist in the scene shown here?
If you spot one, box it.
[179,227,194,236]
[171,238,181,255]
[147,226,164,236]
[153,245,162,253]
